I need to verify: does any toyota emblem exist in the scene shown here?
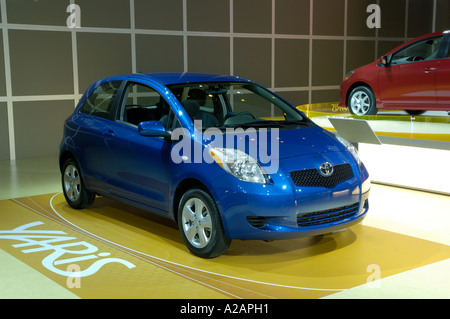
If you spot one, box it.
[319,162,334,177]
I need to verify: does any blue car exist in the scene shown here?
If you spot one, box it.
[59,73,370,258]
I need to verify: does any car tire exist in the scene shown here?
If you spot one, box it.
[178,189,231,258]
[62,158,95,209]
[348,86,378,116]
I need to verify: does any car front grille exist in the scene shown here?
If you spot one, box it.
[297,202,360,227]
[289,163,354,189]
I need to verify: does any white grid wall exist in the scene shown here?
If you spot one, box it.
[0,0,447,160]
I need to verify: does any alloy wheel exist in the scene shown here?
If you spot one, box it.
[350,91,371,115]
[181,197,213,249]
[63,164,81,203]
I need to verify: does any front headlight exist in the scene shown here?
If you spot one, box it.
[209,148,269,184]
[336,136,361,165]
[344,70,354,80]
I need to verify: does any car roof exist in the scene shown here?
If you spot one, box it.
[83,73,256,103]
[414,30,449,40]
[132,72,251,86]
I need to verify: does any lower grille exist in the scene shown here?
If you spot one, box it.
[297,202,359,227]
[290,163,354,189]
[246,216,267,229]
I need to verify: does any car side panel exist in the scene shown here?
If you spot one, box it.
[377,60,438,108]
[62,114,110,193]
[101,120,172,212]
[436,58,450,107]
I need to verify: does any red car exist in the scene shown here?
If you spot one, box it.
[340,31,450,116]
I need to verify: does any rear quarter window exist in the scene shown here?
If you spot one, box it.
[80,81,122,119]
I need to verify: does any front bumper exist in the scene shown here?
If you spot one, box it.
[339,80,351,107]
[213,152,370,240]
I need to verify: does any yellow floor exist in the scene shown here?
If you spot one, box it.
[0,157,449,299]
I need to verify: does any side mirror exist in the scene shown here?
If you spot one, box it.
[138,120,170,138]
[381,55,390,66]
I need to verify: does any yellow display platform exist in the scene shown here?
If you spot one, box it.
[1,193,449,299]
[298,103,450,142]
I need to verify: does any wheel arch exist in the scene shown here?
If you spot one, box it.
[59,151,92,194]
[172,178,211,224]
[60,152,95,209]
[173,178,231,258]
[59,150,76,173]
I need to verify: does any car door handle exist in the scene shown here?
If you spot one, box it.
[103,130,115,139]
[423,67,437,73]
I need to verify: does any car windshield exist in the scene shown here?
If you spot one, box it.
[167,82,309,130]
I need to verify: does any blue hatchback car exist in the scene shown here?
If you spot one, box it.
[60,73,370,258]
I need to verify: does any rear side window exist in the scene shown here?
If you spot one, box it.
[80,81,122,119]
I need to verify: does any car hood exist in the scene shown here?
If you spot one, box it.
[203,125,345,161]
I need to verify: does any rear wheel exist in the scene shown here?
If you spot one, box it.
[62,158,95,209]
[348,86,378,115]
[178,189,230,258]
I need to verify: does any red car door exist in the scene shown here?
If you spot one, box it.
[378,35,444,110]
[378,60,438,108]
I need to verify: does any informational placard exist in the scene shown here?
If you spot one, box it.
[329,118,382,145]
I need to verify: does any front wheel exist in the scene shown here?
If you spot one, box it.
[348,86,378,115]
[178,189,231,258]
[62,158,95,209]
